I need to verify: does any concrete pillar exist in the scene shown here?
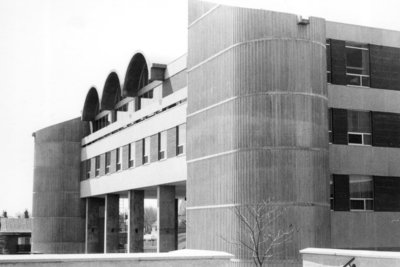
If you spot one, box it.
[128,190,144,253]
[157,185,177,252]
[85,198,105,253]
[104,194,119,253]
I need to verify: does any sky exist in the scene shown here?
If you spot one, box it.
[0,0,399,216]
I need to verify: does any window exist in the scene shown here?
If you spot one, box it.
[95,156,100,177]
[328,109,332,143]
[105,152,111,174]
[129,143,135,168]
[158,131,167,160]
[326,40,331,83]
[177,124,186,155]
[86,159,91,179]
[346,42,370,87]
[350,175,373,211]
[141,90,153,98]
[347,110,371,145]
[143,137,150,164]
[116,148,122,171]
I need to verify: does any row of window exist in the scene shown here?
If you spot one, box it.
[327,40,370,87]
[331,174,400,212]
[83,124,186,179]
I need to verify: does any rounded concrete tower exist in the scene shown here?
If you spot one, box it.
[186,1,330,266]
[32,118,89,253]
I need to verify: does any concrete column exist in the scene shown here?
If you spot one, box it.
[104,194,119,253]
[128,190,144,253]
[157,185,177,252]
[85,198,105,253]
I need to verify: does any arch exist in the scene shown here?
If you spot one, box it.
[122,53,149,97]
[82,87,99,121]
[100,72,122,110]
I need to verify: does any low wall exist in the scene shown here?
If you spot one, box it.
[0,250,233,267]
[301,248,400,267]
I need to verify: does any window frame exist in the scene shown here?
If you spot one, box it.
[116,148,122,171]
[345,42,370,87]
[95,156,100,177]
[347,110,372,146]
[177,124,186,155]
[105,151,111,174]
[349,175,374,211]
[128,143,135,168]
[158,131,167,160]
[143,137,150,164]
[86,159,91,179]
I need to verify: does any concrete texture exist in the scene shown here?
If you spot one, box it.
[86,198,105,253]
[301,248,400,267]
[105,194,119,253]
[128,190,144,252]
[187,1,330,266]
[157,186,177,252]
[0,250,233,267]
[32,118,89,254]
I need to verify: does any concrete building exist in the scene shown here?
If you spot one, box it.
[0,218,32,254]
[32,1,400,266]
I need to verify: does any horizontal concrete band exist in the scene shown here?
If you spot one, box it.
[186,91,328,118]
[187,146,328,164]
[187,201,330,210]
[187,37,326,73]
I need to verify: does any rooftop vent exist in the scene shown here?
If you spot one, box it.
[297,15,310,25]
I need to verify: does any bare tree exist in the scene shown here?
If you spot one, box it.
[222,200,294,267]
[144,207,157,233]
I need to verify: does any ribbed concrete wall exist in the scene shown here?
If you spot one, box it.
[186,1,330,266]
[32,118,89,253]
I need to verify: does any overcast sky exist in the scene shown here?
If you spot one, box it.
[0,0,399,216]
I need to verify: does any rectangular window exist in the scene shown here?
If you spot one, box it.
[347,110,371,145]
[116,148,122,171]
[158,131,167,160]
[95,156,100,177]
[86,159,91,179]
[326,40,331,83]
[177,124,186,155]
[105,152,111,174]
[129,143,135,168]
[143,137,150,164]
[349,175,373,211]
[345,42,370,87]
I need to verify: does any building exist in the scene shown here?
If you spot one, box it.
[32,1,400,266]
[0,218,31,254]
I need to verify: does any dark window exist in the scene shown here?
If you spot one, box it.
[105,152,111,174]
[86,159,91,179]
[330,175,333,210]
[347,110,371,145]
[116,148,121,171]
[95,156,100,177]
[333,174,350,211]
[328,109,332,143]
[346,42,370,87]
[177,124,186,155]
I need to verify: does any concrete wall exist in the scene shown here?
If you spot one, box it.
[301,248,400,267]
[187,1,330,266]
[32,118,89,253]
[0,250,233,267]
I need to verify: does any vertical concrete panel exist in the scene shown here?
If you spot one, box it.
[167,127,177,158]
[105,194,119,253]
[90,158,96,179]
[110,149,117,173]
[187,2,330,266]
[122,145,129,170]
[128,190,144,252]
[150,134,159,163]
[32,117,89,254]
[157,186,177,252]
[86,198,105,253]
[99,154,105,176]
[135,140,143,167]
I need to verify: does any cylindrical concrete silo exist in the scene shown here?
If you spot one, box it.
[186,1,330,266]
[32,118,89,253]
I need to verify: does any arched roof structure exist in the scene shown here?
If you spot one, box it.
[122,52,149,97]
[100,72,121,110]
[82,87,100,121]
